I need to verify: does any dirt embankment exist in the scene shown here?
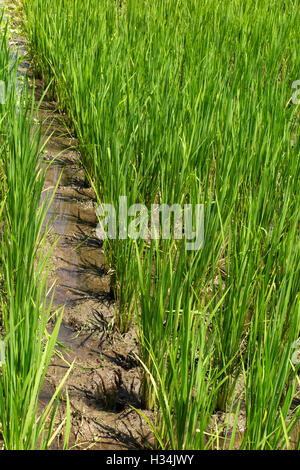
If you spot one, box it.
[6,2,153,450]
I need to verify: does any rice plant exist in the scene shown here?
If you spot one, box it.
[0,10,71,450]
[21,0,300,449]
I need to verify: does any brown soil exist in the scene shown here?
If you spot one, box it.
[5,2,154,450]
[36,51,154,453]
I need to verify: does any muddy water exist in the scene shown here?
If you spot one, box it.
[37,98,151,449]
[4,2,152,450]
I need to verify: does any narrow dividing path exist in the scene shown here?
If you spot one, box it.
[5,2,153,450]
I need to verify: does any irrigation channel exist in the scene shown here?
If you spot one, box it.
[2,2,153,449]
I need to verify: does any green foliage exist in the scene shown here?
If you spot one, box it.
[22,0,300,449]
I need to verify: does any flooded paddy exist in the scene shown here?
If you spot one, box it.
[1,1,153,450]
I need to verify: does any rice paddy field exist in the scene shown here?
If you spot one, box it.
[0,0,299,451]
